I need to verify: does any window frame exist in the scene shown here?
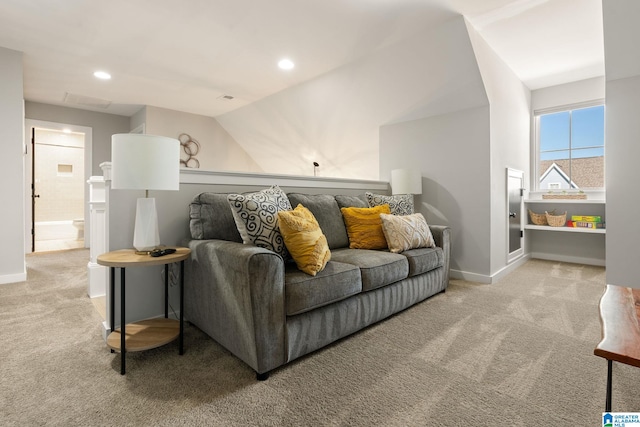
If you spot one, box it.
[533,99,605,192]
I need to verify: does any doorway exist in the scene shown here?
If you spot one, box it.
[507,168,524,263]
[25,120,93,253]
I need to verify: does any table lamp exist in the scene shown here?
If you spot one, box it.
[391,168,422,196]
[111,134,180,252]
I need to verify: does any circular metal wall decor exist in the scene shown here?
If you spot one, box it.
[178,133,200,168]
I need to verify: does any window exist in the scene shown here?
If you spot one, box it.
[535,104,605,190]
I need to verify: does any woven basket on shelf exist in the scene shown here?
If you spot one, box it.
[545,211,567,227]
[528,209,548,226]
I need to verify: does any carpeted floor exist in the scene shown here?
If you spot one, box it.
[1,250,637,426]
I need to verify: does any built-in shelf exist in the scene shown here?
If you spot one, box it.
[524,224,606,234]
[523,194,606,266]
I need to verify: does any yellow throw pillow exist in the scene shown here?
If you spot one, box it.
[277,204,331,276]
[380,213,435,253]
[340,204,391,249]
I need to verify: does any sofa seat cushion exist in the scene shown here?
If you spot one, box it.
[401,247,444,277]
[285,261,362,316]
[330,248,409,292]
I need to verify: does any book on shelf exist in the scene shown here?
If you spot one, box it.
[568,220,605,229]
[570,215,602,222]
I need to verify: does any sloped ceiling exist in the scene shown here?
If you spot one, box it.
[0,0,602,117]
[0,0,604,179]
[473,0,603,90]
[216,17,488,179]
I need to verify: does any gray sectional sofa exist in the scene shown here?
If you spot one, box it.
[184,191,451,380]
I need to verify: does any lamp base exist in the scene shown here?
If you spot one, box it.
[133,198,161,252]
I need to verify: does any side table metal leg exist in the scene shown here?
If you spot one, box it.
[120,267,126,375]
[179,260,184,355]
[164,264,169,318]
[110,267,115,353]
[606,359,613,412]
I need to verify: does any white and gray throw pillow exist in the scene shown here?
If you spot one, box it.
[380,213,435,253]
[227,185,292,259]
[365,192,414,216]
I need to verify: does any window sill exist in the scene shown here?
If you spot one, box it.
[525,198,605,204]
[527,190,605,203]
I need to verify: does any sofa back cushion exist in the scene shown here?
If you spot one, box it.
[365,192,414,216]
[335,194,368,209]
[340,204,391,250]
[227,185,292,259]
[189,192,242,242]
[287,193,349,249]
[277,204,331,276]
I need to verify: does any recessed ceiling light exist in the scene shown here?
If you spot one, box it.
[278,59,295,70]
[93,71,111,80]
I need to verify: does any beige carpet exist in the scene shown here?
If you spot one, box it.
[1,250,638,426]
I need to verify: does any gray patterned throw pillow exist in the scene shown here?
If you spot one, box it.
[227,185,292,259]
[365,192,414,216]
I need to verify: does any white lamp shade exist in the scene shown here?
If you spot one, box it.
[391,169,422,195]
[111,133,180,191]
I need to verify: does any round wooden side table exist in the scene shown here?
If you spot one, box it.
[97,247,191,375]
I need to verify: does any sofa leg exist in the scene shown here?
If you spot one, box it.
[256,372,269,381]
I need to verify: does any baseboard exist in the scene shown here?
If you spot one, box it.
[450,269,492,284]
[87,261,107,298]
[530,252,605,267]
[101,320,109,341]
[490,254,531,283]
[450,254,532,285]
[0,270,27,285]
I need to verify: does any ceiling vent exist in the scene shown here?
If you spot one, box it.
[217,94,234,100]
[63,92,112,109]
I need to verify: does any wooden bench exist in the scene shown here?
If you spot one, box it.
[594,284,640,411]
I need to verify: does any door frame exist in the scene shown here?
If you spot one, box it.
[506,168,524,264]
[24,119,93,253]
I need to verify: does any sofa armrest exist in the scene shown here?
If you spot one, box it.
[184,239,286,375]
[429,225,451,287]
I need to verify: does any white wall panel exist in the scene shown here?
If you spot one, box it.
[0,47,25,284]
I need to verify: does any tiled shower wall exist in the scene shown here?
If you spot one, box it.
[34,129,84,222]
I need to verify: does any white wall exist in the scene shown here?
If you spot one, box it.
[531,77,605,112]
[604,74,640,287]
[379,17,531,282]
[466,21,531,277]
[0,47,25,284]
[130,107,146,133]
[380,106,491,278]
[217,16,488,180]
[600,0,640,287]
[144,106,262,173]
